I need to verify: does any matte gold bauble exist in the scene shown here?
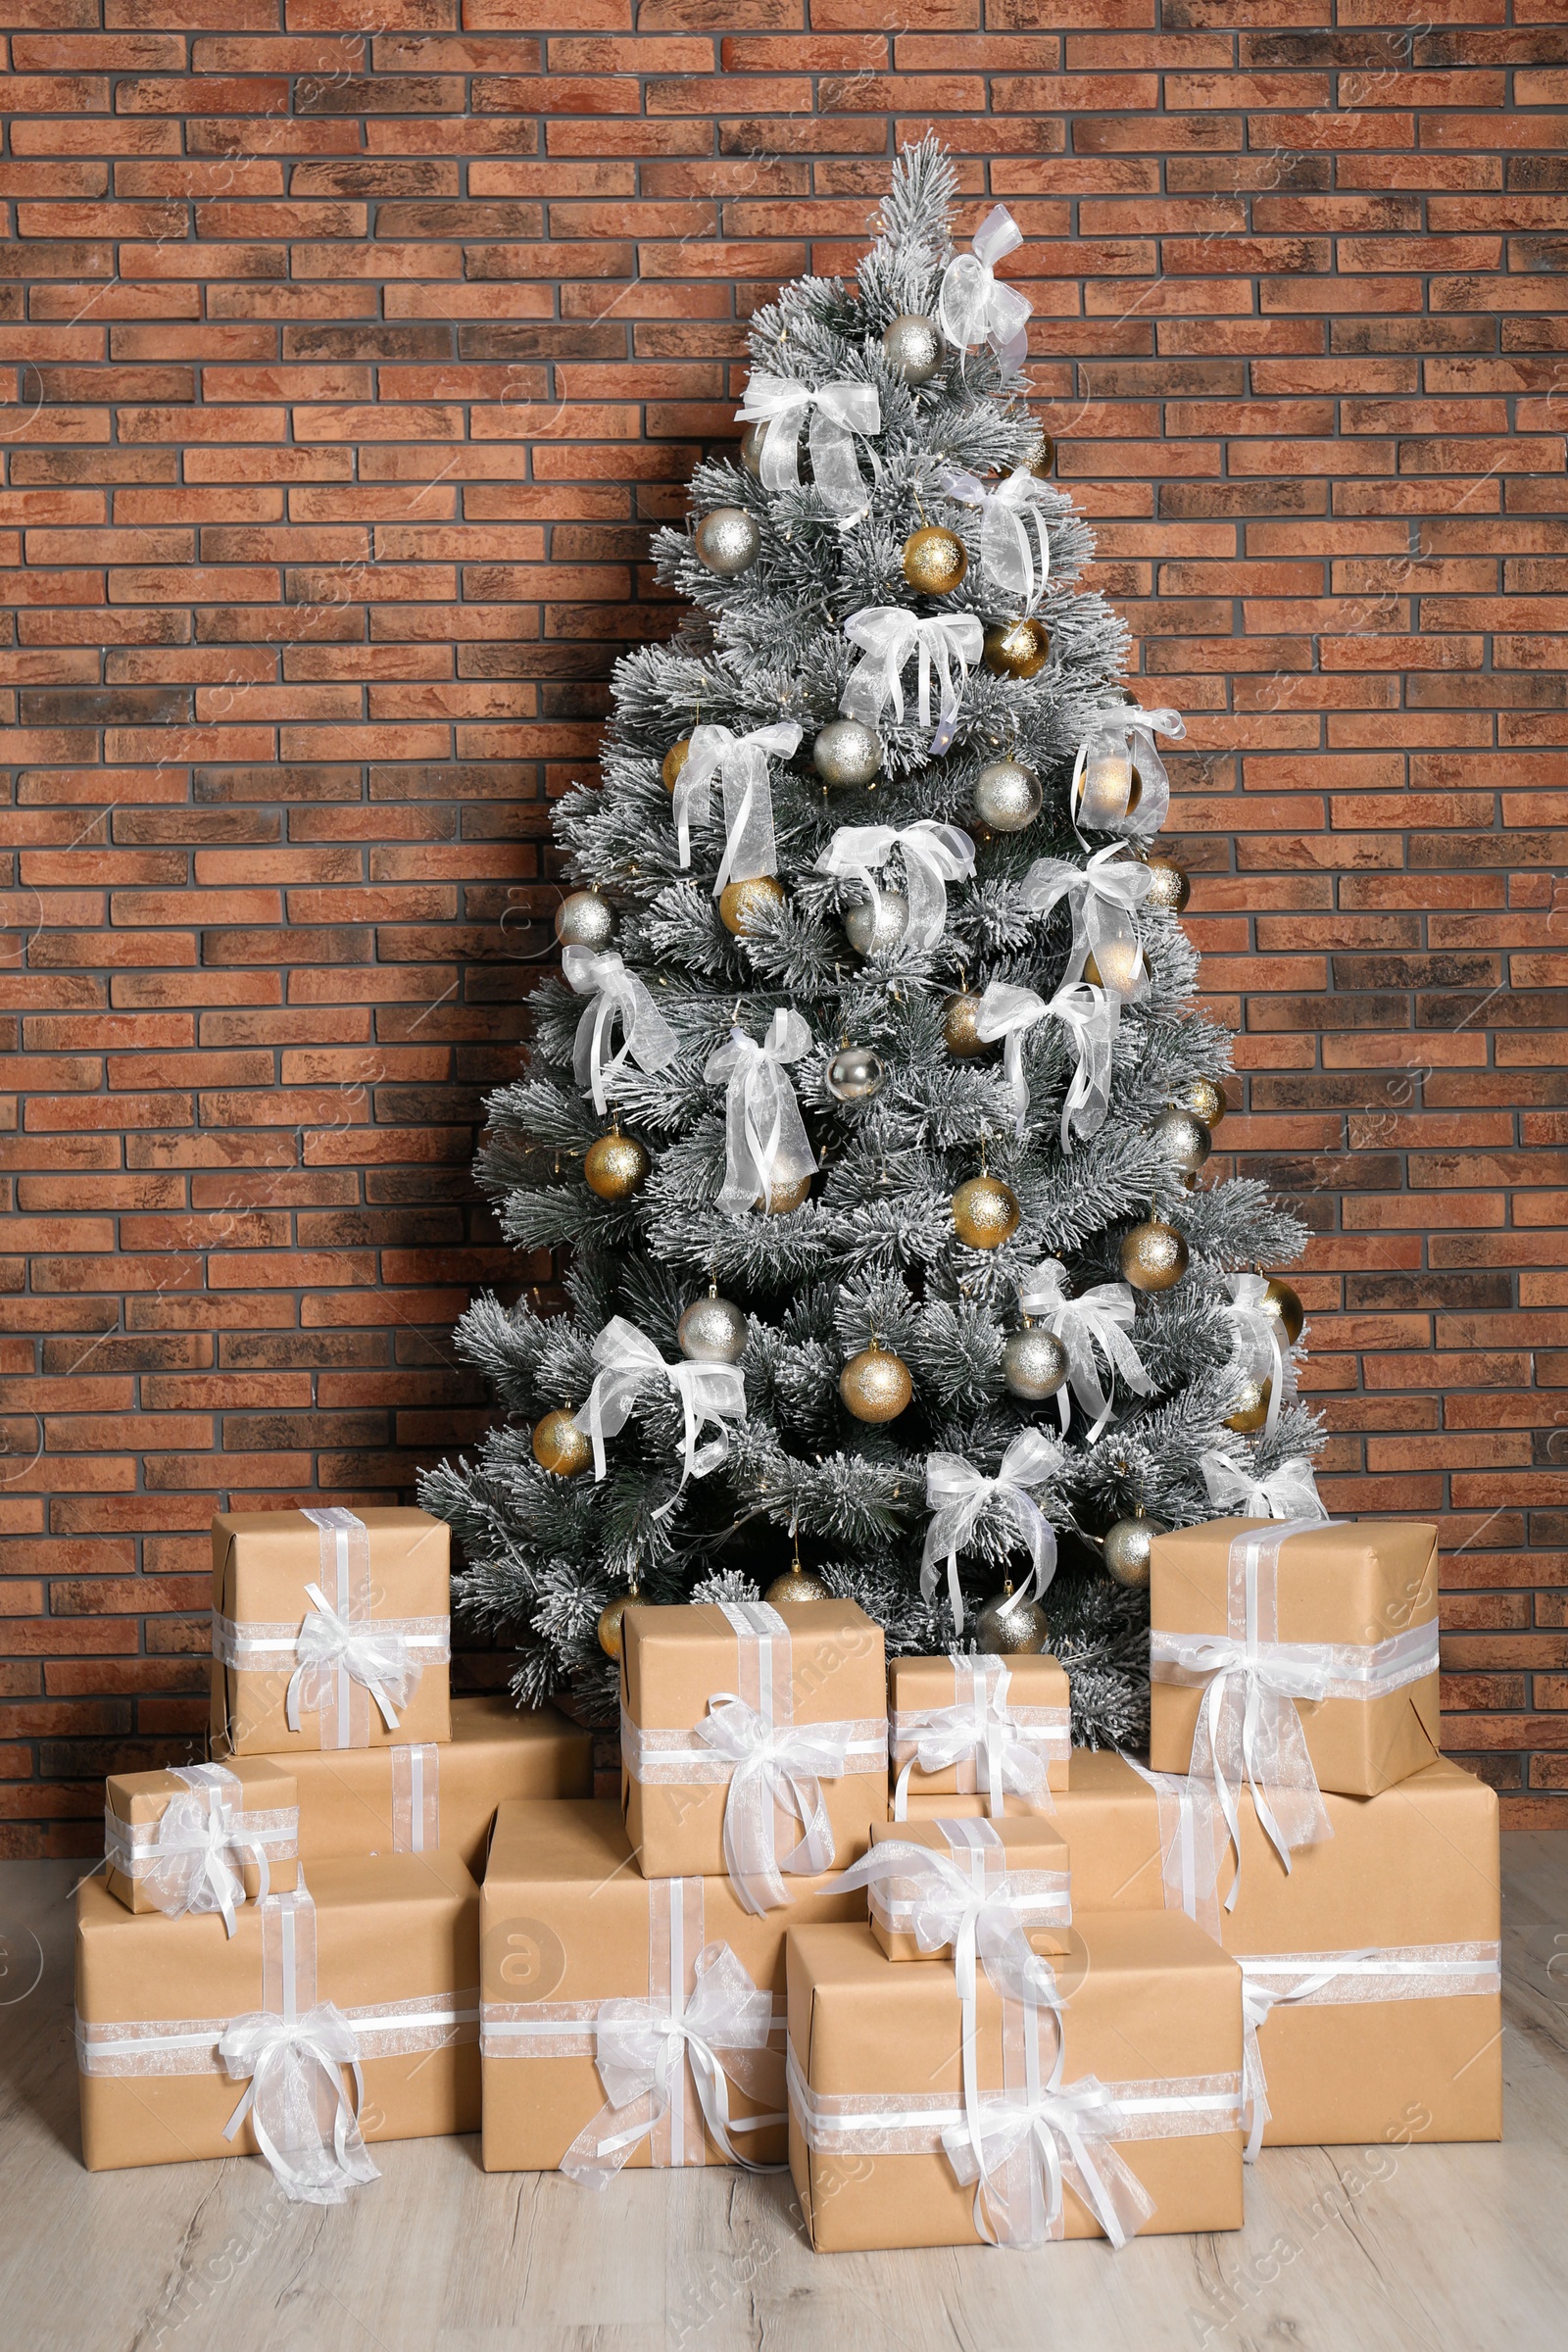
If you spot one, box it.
[1102,1511,1166,1592]
[662,738,691,794]
[953,1173,1021,1250]
[974,1585,1050,1655]
[695,505,760,576]
[1002,1324,1068,1401]
[553,890,614,951]
[1029,435,1056,477]
[765,1568,832,1605]
[719,872,786,936]
[739,420,769,478]
[973,758,1042,833]
[1260,1276,1305,1348]
[942,991,988,1057]
[1226,1376,1272,1435]
[812,716,882,788]
[839,1345,912,1424]
[1144,858,1191,914]
[1120,1215,1188,1293]
[531,1408,591,1478]
[1151,1105,1211,1183]
[903,523,968,597]
[882,313,944,385]
[584,1130,650,1201]
[597,1589,639,1661]
[1183,1076,1227,1130]
[1083,938,1145,1000]
[755,1171,812,1215]
[982,615,1051,680]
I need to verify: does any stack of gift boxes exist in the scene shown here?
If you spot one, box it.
[75,1507,1502,2244]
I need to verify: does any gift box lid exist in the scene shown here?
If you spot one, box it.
[106,1755,296,1827]
[621,1598,886,1731]
[869,1811,1069,1876]
[1152,1515,1438,1643]
[211,1506,449,1616]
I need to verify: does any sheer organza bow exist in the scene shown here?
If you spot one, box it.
[920,1431,1062,1633]
[735,373,881,522]
[563,945,679,1116]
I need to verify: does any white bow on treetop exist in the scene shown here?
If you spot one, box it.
[563,945,680,1118]
[815,820,975,956]
[937,204,1033,371]
[703,1010,817,1217]
[734,373,881,524]
[670,718,801,894]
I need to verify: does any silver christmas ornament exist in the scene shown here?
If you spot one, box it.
[812,717,882,789]
[845,889,908,956]
[676,1292,749,1365]
[973,759,1043,834]
[1102,1512,1167,1591]
[826,1045,885,1102]
[553,890,614,952]
[882,314,944,386]
[739,420,768,478]
[695,506,760,577]
[1002,1324,1068,1401]
[974,1585,1051,1655]
[1151,1104,1211,1182]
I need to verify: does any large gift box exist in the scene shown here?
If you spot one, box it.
[211,1506,451,1756]
[480,1796,866,2177]
[787,1912,1244,2252]
[619,1598,886,1897]
[858,1813,1072,1963]
[889,1649,1069,1815]
[105,1757,299,1922]
[76,1852,480,2189]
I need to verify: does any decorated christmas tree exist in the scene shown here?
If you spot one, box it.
[422,141,1318,1748]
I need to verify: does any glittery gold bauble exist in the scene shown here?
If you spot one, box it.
[942,992,988,1056]
[553,890,614,951]
[695,505,760,576]
[974,1586,1050,1655]
[597,1590,638,1660]
[953,1173,1021,1250]
[662,738,691,793]
[1077,735,1134,828]
[1029,436,1056,477]
[584,1130,650,1200]
[765,1568,832,1605]
[1144,858,1191,914]
[532,1408,591,1478]
[1152,1105,1211,1182]
[755,1171,812,1215]
[839,1345,912,1423]
[1120,1215,1188,1293]
[1002,1324,1068,1401]
[1183,1076,1227,1130]
[812,716,882,788]
[719,872,786,936]
[1083,938,1144,1000]
[982,615,1051,680]
[882,314,943,385]
[973,758,1042,833]
[1226,1376,1272,1435]
[1102,1512,1166,1592]
[903,524,968,597]
[739,420,768,478]
[1261,1276,1305,1347]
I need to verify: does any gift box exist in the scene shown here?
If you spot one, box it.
[787,1911,1244,2252]
[104,1757,298,1922]
[480,1796,866,2177]
[889,1649,1069,1817]
[228,1694,593,1873]
[211,1505,451,1757]
[76,1851,480,2188]
[1150,1514,1440,1802]
[900,1748,1193,1914]
[858,1813,1072,1963]
[619,1598,886,1899]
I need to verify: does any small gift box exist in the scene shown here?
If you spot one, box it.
[211,1505,451,1757]
[619,1598,886,1902]
[787,1912,1244,2253]
[104,1758,298,1929]
[889,1649,1069,1817]
[852,1813,1072,1964]
[479,1796,865,2177]
[76,1852,479,2192]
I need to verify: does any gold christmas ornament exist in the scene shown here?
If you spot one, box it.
[531,1407,591,1478]
[718,872,786,936]
[1144,858,1191,914]
[1226,1375,1272,1435]
[903,523,968,597]
[953,1172,1021,1251]
[1120,1215,1188,1293]
[755,1170,812,1215]
[584,1128,651,1201]
[1260,1275,1305,1348]
[695,506,760,576]
[553,890,614,952]
[982,615,1051,680]
[676,1291,748,1364]
[882,313,944,386]
[845,888,908,956]
[597,1588,639,1661]
[942,991,989,1057]
[974,1584,1050,1655]
[662,738,692,794]
[1151,1105,1211,1183]
[739,420,768,478]
[1076,737,1134,828]
[972,758,1042,833]
[765,1567,832,1605]
[1183,1075,1227,1130]
[1002,1324,1068,1401]
[839,1345,913,1424]
[1102,1511,1166,1592]
[1083,938,1144,1000]
[1029,435,1056,477]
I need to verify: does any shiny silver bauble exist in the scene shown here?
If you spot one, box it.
[812,717,882,789]
[882,314,944,386]
[973,759,1043,834]
[695,506,760,576]
[974,1586,1051,1655]
[1002,1325,1068,1401]
[845,890,908,956]
[676,1293,749,1365]
[553,890,614,951]
[825,1045,885,1102]
[1102,1512,1167,1592]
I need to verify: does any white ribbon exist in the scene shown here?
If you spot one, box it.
[1021,844,1152,1002]
[1239,1957,1358,2162]
[695,1696,846,1916]
[562,1941,785,2189]
[284,1584,415,1737]
[837,1839,1065,2011]
[1016,1259,1152,1441]
[939,466,1052,611]
[130,1776,270,1938]
[976,978,1119,1149]
[937,203,1033,372]
[735,372,881,522]
[702,1009,817,1215]
[573,1315,747,1505]
[815,818,975,956]
[840,608,985,734]
[1220,1271,1296,1441]
[920,1431,1062,1634]
[1071,706,1184,840]
[891,1653,1065,1820]
[669,718,802,892]
[563,946,679,1117]
[219,2001,378,2207]
[1199,1451,1327,1523]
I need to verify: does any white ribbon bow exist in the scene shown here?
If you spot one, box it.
[142,1788,270,1937]
[1021,844,1152,1002]
[1199,1450,1326,1524]
[563,946,679,1117]
[735,372,881,523]
[939,465,1052,611]
[285,1584,415,1737]
[841,608,985,734]
[1181,1630,1334,1911]
[937,203,1033,372]
[703,1010,817,1215]
[815,819,975,956]
[975,979,1120,1150]
[891,1657,1054,1821]
[1240,1959,1366,2163]
[943,2042,1154,2252]
[562,1941,784,2190]
[1071,706,1184,840]
[574,1314,747,1505]
[670,718,802,892]
[1016,1259,1152,1441]
[220,2001,379,2206]
[921,1431,1062,1634]
[837,1841,1064,2011]
[1220,1271,1297,1441]
[695,1696,846,1915]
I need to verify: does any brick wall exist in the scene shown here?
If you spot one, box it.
[3,3,1565,1852]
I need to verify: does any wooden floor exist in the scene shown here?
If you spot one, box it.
[2,1839,1564,2352]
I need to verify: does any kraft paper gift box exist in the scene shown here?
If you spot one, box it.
[787,1911,1245,2253]
[900,1750,1188,1915]
[211,1505,451,1757]
[479,1796,866,2177]
[858,1813,1072,1963]
[104,1757,299,1923]
[619,1597,886,1895]
[888,1648,1069,1816]
[76,1851,480,2187]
